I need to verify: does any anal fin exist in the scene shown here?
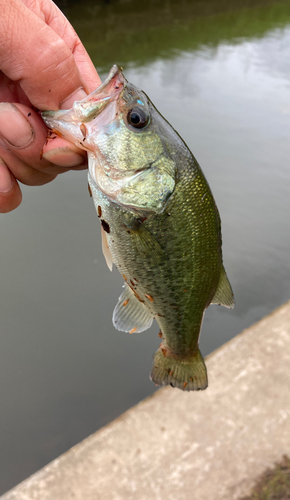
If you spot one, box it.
[113,283,153,333]
[211,265,234,309]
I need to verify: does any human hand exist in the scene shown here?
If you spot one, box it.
[0,0,101,213]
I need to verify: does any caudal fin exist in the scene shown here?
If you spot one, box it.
[150,345,208,391]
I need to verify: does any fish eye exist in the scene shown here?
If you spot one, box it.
[127,107,149,129]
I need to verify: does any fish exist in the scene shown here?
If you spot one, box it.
[42,65,234,391]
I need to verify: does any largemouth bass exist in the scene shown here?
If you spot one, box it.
[42,65,234,391]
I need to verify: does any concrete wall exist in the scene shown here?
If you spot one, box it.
[2,300,290,500]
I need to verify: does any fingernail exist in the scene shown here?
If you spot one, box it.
[61,88,87,110]
[0,103,34,148]
[42,147,86,167]
[0,161,13,193]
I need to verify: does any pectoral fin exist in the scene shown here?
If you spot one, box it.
[126,221,165,264]
[211,265,235,308]
[113,284,153,333]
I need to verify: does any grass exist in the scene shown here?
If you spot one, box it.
[240,456,290,500]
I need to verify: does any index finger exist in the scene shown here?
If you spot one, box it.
[0,0,101,110]
[21,0,101,101]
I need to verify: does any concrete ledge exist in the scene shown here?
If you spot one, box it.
[2,301,290,500]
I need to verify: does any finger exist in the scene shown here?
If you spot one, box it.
[0,0,100,110]
[0,71,31,105]
[0,149,57,186]
[0,138,58,187]
[41,136,87,168]
[21,0,101,96]
[0,158,22,213]
[0,102,87,175]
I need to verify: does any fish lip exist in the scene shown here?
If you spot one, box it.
[72,65,126,122]
[94,64,125,97]
[40,66,128,162]
[42,65,126,126]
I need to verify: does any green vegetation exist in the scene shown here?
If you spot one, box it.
[241,456,290,500]
[57,0,290,72]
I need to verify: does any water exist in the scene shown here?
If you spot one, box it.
[1,0,290,494]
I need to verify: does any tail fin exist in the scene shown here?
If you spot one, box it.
[150,345,208,391]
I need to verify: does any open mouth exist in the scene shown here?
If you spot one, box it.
[41,65,126,148]
[73,65,126,123]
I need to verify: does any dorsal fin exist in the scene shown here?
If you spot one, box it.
[211,265,234,309]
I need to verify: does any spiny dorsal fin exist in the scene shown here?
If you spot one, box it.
[113,284,153,333]
[211,265,234,309]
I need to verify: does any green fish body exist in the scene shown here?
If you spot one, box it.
[42,65,234,391]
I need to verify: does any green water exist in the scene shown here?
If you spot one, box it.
[62,0,290,71]
[1,0,290,494]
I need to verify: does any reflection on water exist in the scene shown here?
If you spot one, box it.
[60,0,290,72]
[1,0,290,494]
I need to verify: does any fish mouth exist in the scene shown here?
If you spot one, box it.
[41,65,126,147]
[72,65,126,123]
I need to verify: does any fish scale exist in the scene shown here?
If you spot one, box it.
[42,64,234,391]
[90,154,221,358]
